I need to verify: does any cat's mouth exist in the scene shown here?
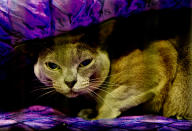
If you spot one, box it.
[66,90,78,98]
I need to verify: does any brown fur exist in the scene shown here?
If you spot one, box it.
[95,39,192,119]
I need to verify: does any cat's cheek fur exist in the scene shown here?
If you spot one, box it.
[74,50,110,94]
[34,61,50,86]
[73,75,89,91]
[95,50,110,85]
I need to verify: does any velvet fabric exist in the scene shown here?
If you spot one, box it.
[0,105,192,130]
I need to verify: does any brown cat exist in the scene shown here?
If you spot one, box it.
[34,10,192,120]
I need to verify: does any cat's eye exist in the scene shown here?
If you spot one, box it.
[45,62,60,70]
[79,59,93,67]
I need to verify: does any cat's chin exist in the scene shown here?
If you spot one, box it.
[65,91,79,98]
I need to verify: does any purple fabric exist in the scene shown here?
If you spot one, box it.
[0,105,192,130]
[0,0,190,65]
[0,0,191,45]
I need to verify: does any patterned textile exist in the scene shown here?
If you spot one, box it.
[0,105,192,130]
[0,0,191,65]
[0,0,191,45]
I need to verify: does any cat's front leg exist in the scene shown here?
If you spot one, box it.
[94,85,127,119]
[94,85,154,120]
[78,108,97,120]
[95,105,121,119]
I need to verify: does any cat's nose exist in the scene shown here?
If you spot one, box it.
[65,80,77,88]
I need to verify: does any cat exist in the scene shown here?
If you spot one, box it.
[94,38,192,120]
[33,9,192,120]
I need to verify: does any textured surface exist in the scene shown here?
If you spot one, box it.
[0,0,191,64]
[0,0,191,44]
[0,105,192,130]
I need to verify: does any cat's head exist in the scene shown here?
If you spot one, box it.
[34,20,115,98]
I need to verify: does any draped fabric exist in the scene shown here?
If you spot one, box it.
[0,0,190,64]
[0,0,190,44]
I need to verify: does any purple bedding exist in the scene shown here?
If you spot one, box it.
[0,105,192,130]
[0,0,192,130]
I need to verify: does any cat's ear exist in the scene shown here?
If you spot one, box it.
[78,19,116,49]
[13,37,53,62]
[98,19,116,44]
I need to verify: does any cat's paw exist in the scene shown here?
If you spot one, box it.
[95,108,121,120]
[170,115,189,120]
[176,116,184,120]
[176,115,192,120]
[78,108,96,120]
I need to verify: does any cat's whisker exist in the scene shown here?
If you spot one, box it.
[91,78,144,86]
[32,77,46,81]
[94,82,120,87]
[33,76,53,82]
[90,78,119,84]
[90,69,129,80]
[52,84,61,88]
[44,89,57,99]
[40,80,52,83]
[100,84,118,88]
[33,84,54,88]
[33,84,53,87]
[81,82,89,85]
[92,65,144,81]
[81,82,117,90]
[35,89,55,101]
[90,81,121,88]
[31,87,54,93]
[87,90,96,99]
[89,85,116,99]
[87,88,113,112]
[32,86,52,89]
[90,81,121,87]
[51,81,59,85]
[32,78,40,82]
[87,89,103,104]
[82,81,120,89]
[32,80,53,85]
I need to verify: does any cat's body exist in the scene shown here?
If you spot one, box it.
[95,39,192,119]
[33,9,192,120]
